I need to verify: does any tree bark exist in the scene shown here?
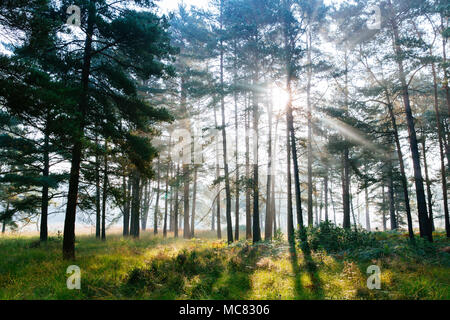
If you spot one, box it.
[265,90,273,241]
[154,157,161,235]
[129,169,141,238]
[386,101,414,240]
[388,1,432,241]
[190,165,198,238]
[214,107,222,239]
[365,186,370,231]
[63,0,95,260]
[245,99,252,239]
[40,123,50,242]
[234,41,240,241]
[174,164,180,238]
[219,1,233,244]
[101,140,108,240]
[96,136,101,239]
[307,27,314,227]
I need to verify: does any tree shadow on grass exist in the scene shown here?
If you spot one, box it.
[289,240,325,299]
[123,245,257,300]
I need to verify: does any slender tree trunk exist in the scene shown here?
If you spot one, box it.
[245,100,252,239]
[286,116,294,243]
[272,114,280,235]
[190,165,198,238]
[388,1,432,241]
[154,157,161,235]
[319,181,323,224]
[130,168,141,238]
[2,201,9,234]
[441,16,450,172]
[324,171,329,222]
[431,54,449,236]
[140,180,148,231]
[234,42,240,241]
[163,162,170,238]
[382,184,387,232]
[252,72,261,243]
[214,108,222,240]
[307,28,314,227]
[174,164,180,238]
[40,124,50,242]
[101,140,108,240]
[180,77,191,240]
[169,165,174,233]
[421,136,435,232]
[386,101,414,240]
[342,150,351,229]
[329,180,337,225]
[63,0,95,260]
[95,135,101,239]
[365,186,370,231]
[123,176,130,236]
[219,2,233,244]
[265,91,273,241]
[387,165,397,230]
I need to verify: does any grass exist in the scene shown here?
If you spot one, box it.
[0,229,449,300]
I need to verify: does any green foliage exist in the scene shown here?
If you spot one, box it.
[299,221,377,253]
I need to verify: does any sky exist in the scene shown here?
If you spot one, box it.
[157,0,209,13]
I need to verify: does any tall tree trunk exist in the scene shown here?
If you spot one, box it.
[96,140,101,239]
[140,180,148,231]
[307,28,314,227]
[365,186,370,231]
[163,158,170,238]
[319,181,323,224]
[286,116,294,243]
[386,100,414,240]
[40,123,50,242]
[388,1,432,241]
[180,77,191,240]
[341,52,351,230]
[431,52,450,237]
[174,164,180,238]
[342,150,351,229]
[190,165,198,238]
[324,171,329,222]
[101,140,108,240]
[421,136,435,232]
[154,157,161,235]
[214,107,222,240]
[414,20,448,236]
[387,165,397,230]
[245,99,252,239]
[252,72,261,243]
[441,16,450,172]
[265,91,273,241]
[272,114,280,235]
[130,168,141,238]
[219,1,233,244]
[169,165,174,233]
[63,0,95,260]
[329,179,337,225]
[2,201,9,234]
[234,41,240,241]
[382,184,386,232]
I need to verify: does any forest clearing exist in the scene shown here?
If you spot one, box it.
[1,228,449,300]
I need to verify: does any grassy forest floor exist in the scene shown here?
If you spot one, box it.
[0,228,449,300]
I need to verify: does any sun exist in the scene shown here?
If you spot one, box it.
[271,86,290,113]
